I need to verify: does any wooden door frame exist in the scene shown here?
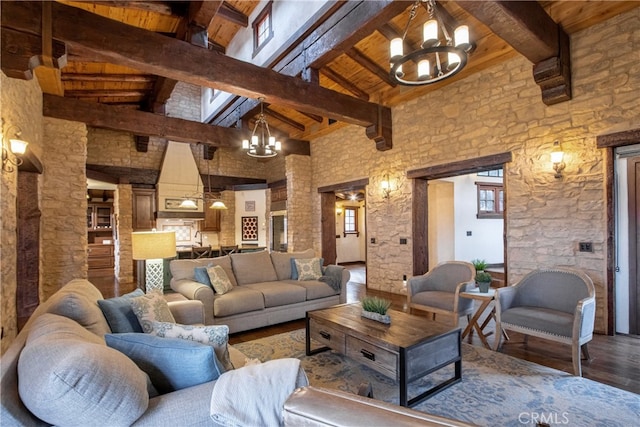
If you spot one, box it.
[407,152,513,276]
[318,178,369,266]
[597,128,640,335]
[627,156,639,334]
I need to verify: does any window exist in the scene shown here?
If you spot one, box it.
[476,182,504,219]
[252,1,273,57]
[343,207,359,237]
[478,169,503,177]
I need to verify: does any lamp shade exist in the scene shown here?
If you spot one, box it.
[132,231,176,260]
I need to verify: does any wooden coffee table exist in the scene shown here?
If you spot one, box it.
[306,303,461,407]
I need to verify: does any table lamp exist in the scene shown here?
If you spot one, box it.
[132,230,176,293]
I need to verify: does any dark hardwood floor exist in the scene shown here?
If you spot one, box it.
[92,263,640,395]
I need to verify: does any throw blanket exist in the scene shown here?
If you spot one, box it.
[319,265,342,291]
[210,358,303,427]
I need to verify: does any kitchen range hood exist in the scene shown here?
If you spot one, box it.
[157,141,205,219]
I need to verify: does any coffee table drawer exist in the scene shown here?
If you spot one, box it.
[346,335,397,379]
[309,319,346,353]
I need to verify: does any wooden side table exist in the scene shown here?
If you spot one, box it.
[460,288,499,349]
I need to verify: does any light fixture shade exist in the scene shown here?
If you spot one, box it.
[447,52,460,68]
[251,135,259,146]
[551,144,564,163]
[275,140,282,151]
[423,20,438,46]
[381,179,389,190]
[454,25,469,47]
[179,199,198,209]
[268,136,275,147]
[242,139,250,150]
[390,37,404,61]
[132,231,176,260]
[9,138,28,155]
[418,59,430,80]
[209,200,228,210]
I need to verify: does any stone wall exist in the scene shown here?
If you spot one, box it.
[286,155,313,252]
[115,184,134,283]
[87,128,166,170]
[0,74,43,354]
[41,118,89,298]
[309,9,640,333]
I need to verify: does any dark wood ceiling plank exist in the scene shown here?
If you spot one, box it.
[2,1,388,132]
[96,1,175,16]
[321,67,369,101]
[455,1,559,63]
[346,47,396,87]
[43,94,243,147]
[218,2,249,27]
[65,89,150,98]
[189,1,224,30]
[1,27,66,80]
[297,110,323,123]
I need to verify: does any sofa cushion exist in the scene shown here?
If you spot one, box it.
[97,288,145,333]
[281,279,338,300]
[45,279,111,336]
[270,249,315,280]
[294,258,323,281]
[170,256,238,287]
[19,314,149,427]
[130,292,176,333]
[207,265,234,295]
[213,286,265,317]
[149,322,233,371]
[230,250,278,285]
[244,282,307,308]
[105,333,223,395]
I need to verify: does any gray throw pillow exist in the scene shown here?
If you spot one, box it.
[18,314,149,427]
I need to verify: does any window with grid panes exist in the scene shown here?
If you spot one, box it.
[252,1,273,56]
[343,207,359,237]
[476,182,504,218]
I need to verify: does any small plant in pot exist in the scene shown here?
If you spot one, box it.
[475,271,492,293]
[471,259,488,272]
[361,296,392,324]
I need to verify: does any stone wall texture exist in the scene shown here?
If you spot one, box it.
[41,118,89,298]
[115,184,134,283]
[310,9,640,333]
[0,75,43,354]
[286,155,313,252]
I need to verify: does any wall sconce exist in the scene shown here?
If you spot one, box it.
[550,140,565,178]
[381,174,398,199]
[336,206,343,215]
[2,120,29,173]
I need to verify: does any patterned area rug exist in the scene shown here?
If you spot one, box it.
[233,329,640,426]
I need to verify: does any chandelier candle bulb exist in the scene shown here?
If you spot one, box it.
[390,38,404,61]
[454,25,469,47]
[418,59,430,80]
[447,52,460,69]
[423,20,438,46]
[242,139,249,150]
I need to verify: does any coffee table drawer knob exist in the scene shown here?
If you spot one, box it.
[320,330,331,340]
[360,349,376,361]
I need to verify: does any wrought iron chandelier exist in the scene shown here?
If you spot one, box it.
[241,97,281,158]
[180,144,227,209]
[390,0,474,86]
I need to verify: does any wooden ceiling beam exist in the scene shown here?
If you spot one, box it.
[264,107,305,132]
[455,1,571,105]
[297,110,323,123]
[95,1,175,16]
[61,73,154,82]
[43,94,244,147]
[65,89,150,98]
[218,2,249,27]
[321,67,369,101]
[346,47,396,87]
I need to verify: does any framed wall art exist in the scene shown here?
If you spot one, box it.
[242,216,259,241]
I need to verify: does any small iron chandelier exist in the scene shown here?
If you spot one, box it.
[241,97,281,158]
[390,0,474,86]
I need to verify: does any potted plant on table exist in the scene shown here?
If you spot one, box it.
[471,259,488,272]
[361,296,392,324]
[475,271,492,293]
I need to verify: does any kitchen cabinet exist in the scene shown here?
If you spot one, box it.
[87,203,113,231]
[88,244,114,276]
[132,188,156,231]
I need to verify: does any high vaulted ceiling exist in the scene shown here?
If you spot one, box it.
[2,1,639,149]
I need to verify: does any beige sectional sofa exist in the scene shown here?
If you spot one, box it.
[1,279,474,426]
[169,249,349,333]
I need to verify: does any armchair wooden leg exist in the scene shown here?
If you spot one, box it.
[581,343,591,361]
[493,323,502,351]
[572,343,582,376]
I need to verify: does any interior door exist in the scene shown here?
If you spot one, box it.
[628,156,640,334]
